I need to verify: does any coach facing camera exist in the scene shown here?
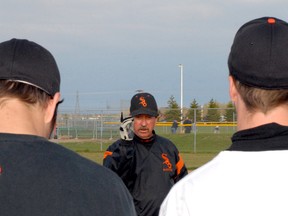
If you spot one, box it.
[103,92,188,216]
[159,17,288,216]
[0,38,136,216]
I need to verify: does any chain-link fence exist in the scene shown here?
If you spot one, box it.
[55,108,237,140]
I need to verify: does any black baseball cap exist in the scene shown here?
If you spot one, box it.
[228,17,288,89]
[130,92,158,117]
[0,38,60,96]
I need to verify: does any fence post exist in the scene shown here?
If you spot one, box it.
[100,111,103,151]
[193,108,197,153]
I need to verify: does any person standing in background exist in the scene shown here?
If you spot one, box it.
[183,117,192,134]
[171,120,178,134]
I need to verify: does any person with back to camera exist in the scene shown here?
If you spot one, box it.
[0,38,136,216]
[159,17,288,216]
[171,120,178,134]
[103,92,188,216]
[183,117,192,134]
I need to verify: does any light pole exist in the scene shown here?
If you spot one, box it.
[178,64,183,124]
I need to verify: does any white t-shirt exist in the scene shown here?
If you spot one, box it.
[159,150,288,216]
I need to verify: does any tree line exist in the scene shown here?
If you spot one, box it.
[160,95,236,123]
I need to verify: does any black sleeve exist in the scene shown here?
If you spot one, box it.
[103,140,135,189]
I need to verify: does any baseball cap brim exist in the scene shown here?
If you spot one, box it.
[131,109,158,117]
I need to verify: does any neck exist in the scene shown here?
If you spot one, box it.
[237,105,288,131]
[134,132,155,143]
[0,99,48,137]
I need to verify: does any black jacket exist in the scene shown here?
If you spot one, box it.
[103,133,188,216]
[0,133,136,216]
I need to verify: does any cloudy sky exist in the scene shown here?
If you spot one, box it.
[1,0,287,111]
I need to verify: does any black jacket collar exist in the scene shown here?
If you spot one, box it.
[228,123,288,151]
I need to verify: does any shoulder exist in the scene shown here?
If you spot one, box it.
[154,135,180,154]
[0,136,135,215]
[155,134,176,146]
[108,139,122,146]
[47,141,132,199]
[160,155,221,214]
[106,139,133,151]
[164,151,229,196]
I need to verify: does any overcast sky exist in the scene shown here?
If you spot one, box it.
[1,0,287,111]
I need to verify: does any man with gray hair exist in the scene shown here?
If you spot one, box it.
[104,92,187,216]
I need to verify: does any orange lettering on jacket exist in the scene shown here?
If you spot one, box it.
[162,153,172,172]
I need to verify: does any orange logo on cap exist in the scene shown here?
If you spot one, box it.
[139,96,147,107]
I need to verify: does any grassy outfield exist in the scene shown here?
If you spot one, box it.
[56,132,233,171]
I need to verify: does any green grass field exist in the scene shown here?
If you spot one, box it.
[56,132,233,171]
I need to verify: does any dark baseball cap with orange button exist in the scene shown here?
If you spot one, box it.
[228,17,288,89]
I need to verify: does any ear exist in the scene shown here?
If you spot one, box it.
[44,92,61,124]
[229,76,238,103]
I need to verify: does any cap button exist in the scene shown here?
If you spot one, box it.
[267,18,276,24]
